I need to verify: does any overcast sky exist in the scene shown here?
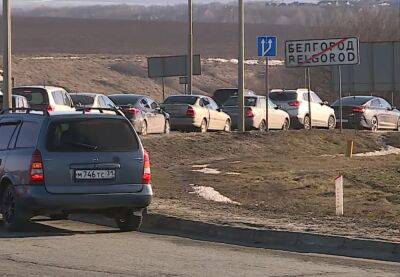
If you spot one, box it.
[14,0,319,8]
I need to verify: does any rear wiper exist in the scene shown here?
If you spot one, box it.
[66,141,99,150]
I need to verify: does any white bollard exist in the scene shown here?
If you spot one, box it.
[335,175,344,216]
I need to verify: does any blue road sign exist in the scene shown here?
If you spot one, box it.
[257,36,277,57]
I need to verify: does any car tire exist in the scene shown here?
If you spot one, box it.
[141,121,148,136]
[1,184,28,231]
[303,115,311,130]
[223,119,231,132]
[164,120,170,134]
[282,118,290,131]
[328,115,336,130]
[115,212,143,232]
[258,120,267,132]
[198,119,208,133]
[371,117,378,132]
[49,213,69,220]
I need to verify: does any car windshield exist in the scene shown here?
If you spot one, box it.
[13,87,48,105]
[223,96,258,107]
[331,97,372,106]
[269,91,297,102]
[46,118,139,152]
[71,95,95,106]
[109,95,141,106]
[164,96,198,105]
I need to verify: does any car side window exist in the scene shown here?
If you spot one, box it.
[379,99,391,109]
[98,96,106,107]
[140,98,151,109]
[303,93,310,101]
[52,91,64,105]
[207,98,219,110]
[198,98,205,107]
[62,91,72,106]
[370,99,381,108]
[311,93,322,103]
[16,122,40,148]
[0,123,19,150]
[150,100,159,110]
[103,97,116,108]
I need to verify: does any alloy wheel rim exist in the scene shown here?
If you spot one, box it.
[3,190,15,222]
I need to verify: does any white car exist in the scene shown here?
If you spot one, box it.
[270,89,336,129]
[70,93,117,112]
[13,86,75,112]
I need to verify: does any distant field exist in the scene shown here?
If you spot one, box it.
[8,16,313,57]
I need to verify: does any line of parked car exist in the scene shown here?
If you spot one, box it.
[1,86,399,134]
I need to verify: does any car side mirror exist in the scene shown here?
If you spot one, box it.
[392,106,397,110]
[321,101,329,106]
[275,105,282,110]
[217,107,222,112]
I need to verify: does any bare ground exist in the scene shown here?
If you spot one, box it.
[141,130,400,242]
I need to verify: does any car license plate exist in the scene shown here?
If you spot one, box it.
[337,119,348,123]
[75,169,116,180]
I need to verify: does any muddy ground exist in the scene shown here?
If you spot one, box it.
[142,130,400,242]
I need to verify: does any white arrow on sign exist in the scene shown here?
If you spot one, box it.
[261,38,273,56]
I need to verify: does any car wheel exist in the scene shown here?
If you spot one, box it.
[115,212,142,232]
[49,213,69,220]
[1,184,27,231]
[164,120,170,134]
[259,120,267,132]
[303,115,311,130]
[198,119,208,133]
[282,118,290,131]
[328,115,336,130]
[223,119,231,132]
[371,117,378,132]
[141,121,148,136]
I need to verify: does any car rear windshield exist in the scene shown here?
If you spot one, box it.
[331,97,372,106]
[109,95,140,106]
[47,118,139,152]
[71,95,95,106]
[13,88,48,105]
[164,96,198,105]
[269,91,297,102]
[223,96,258,107]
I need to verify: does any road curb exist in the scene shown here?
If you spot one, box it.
[72,213,400,263]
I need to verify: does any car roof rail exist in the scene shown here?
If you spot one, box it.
[0,108,50,116]
[75,107,125,117]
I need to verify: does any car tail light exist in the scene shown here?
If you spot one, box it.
[288,101,301,107]
[352,107,364,113]
[142,150,151,185]
[245,107,255,118]
[30,150,44,184]
[186,106,195,118]
[126,107,140,116]
[46,105,54,112]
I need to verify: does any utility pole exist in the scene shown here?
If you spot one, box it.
[187,0,193,95]
[238,0,245,133]
[2,0,12,110]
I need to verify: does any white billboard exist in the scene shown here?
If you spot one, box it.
[285,37,360,67]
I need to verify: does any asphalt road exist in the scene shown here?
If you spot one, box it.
[0,219,399,277]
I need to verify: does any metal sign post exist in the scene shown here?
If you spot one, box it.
[2,0,12,110]
[257,35,277,132]
[307,68,312,130]
[238,0,245,133]
[265,57,269,131]
[338,66,343,133]
[187,0,193,95]
[161,77,165,101]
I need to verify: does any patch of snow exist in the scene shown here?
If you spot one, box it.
[354,146,400,157]
[189,184,240,205]
[191,164,209,168]
[191,168,221,175]
[205,58,284,66]
[226,172,241,175]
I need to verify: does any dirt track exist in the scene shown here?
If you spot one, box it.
[142,130,400,242]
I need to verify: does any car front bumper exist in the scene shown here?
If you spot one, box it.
[15,185,153,215]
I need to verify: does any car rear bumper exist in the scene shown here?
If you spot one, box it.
[170,117,200,129]
[15,185,153,215]
[335,115,370,129]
